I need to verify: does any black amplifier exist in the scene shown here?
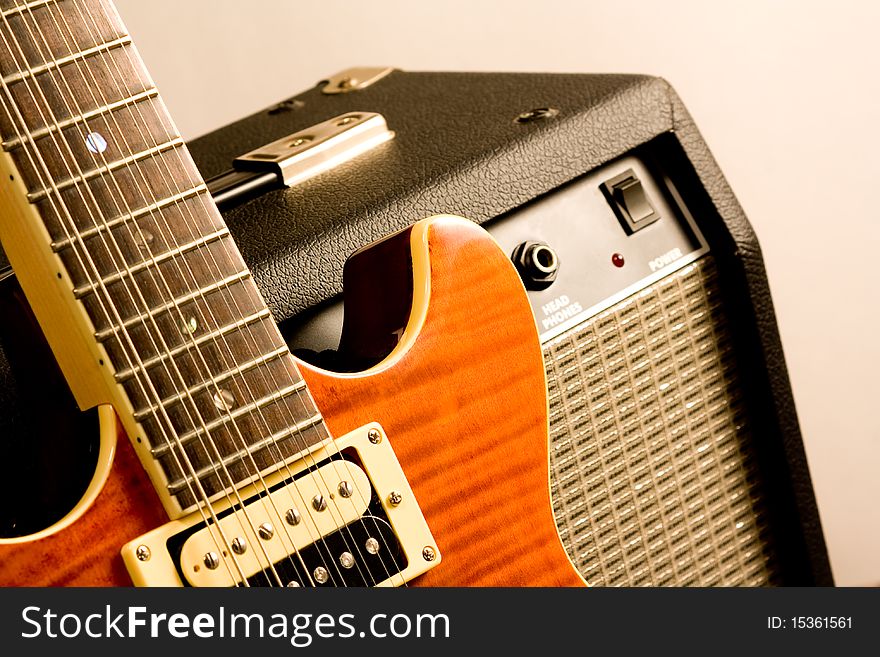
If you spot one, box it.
[0,69,832,585]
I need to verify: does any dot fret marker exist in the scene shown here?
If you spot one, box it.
[85,131,108,154]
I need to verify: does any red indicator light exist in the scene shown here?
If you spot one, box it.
[612,253,625,268]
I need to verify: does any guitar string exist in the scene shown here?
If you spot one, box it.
[7,0,403,588]
[69,0,369,589]
[18,0,338,588]
[39,0,323,588]
[79,0,406,586]
[1,0,259,585]
[66,0,360,588]
[64,0,363,587]
[38,0,384,587]
[10,0,288,587]
[101,0,406,584]
[0,0,244,582]
[3,1,286,587]
[0,8,244,586]
[87,22,394,587]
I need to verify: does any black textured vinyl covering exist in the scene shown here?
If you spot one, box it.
[189,73,674,322]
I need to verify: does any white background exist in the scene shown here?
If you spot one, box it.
[115,0,879,586]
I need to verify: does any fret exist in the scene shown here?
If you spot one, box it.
[112,307,270,382]
[27,136,183,201]
[3,86,158,150]
[11,92,177,193]
[72,226,231,298]
[51,183,207,251]
[127,330,297,424]
[94,270,253,343]
[37,149,205,241]
[99,306,274,402]
[165,412,327,496]
[134,349,313,457]
[1,34,129,85]
[60,196,227,298]
[0,0,125,80]
[95,270,251,342]
[165,411,330,508]
[78,233,245,329]
[0,0,333,512]
[0,43,152,138]
[115,309,272,418]
[151,381,309,458]
[145,347,329,506]
[1,0,56,19]
[132,345,289,422]
[57,191,223,297]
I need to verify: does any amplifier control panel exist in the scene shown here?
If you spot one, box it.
[488,154,708,343]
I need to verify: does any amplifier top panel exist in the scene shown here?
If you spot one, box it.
[282,151,709,354]
[488,153,708,343]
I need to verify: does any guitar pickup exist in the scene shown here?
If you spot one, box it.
[206,112,394,210]
[179,461,371,587]
[121,423,439,587]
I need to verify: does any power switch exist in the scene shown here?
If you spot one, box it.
[600,169,660,234]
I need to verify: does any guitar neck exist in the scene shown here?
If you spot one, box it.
[0,0,329,516]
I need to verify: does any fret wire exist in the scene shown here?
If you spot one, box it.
[1,33,130,85]
[112,307,272,382]
[33,0,284,584]
[3,1,206,486]
[27,136,183,201]
[151,379,309,457]
[165,413,327,496]
[12,0,248,516]
[70,0,350,584]
[70,16,332,466]
[0,46,154,140]
[72,226,230,297]
[62,1,316,524]
[94,269,253,341]
[132,345,289,422]
[1,0,55,20]
[10,0,336,588]
[85,28,382,582]
[43,0,384,584]
[51,183,207,250]
[51,0,300,584]
[3,85,157,149]
[85,3,396,585]
[15,3,374,588]
[13,0,262,580]
[24,0,384,584]
[0,1,243,584]
[116,319,294,438]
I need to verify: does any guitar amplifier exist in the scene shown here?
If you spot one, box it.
[0,69,833,585]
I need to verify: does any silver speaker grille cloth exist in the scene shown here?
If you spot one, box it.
[546,256,781,586]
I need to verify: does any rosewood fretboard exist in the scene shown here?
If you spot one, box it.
[0,0,329,511]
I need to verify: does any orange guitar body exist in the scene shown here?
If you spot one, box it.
[0,216,583,587]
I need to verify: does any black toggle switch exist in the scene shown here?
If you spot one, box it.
[600,169,660,234]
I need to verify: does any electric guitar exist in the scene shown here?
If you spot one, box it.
[0,0,583,587]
